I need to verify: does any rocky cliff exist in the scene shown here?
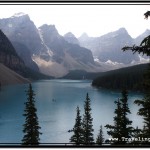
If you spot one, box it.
[0,13,43,71]
[36,24,99,77]
[0,13,99,77]
[79,28,140,64]
[0,29,25,74]
[64,32,80,45]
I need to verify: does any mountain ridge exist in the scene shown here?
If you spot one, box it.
[78,27,148,64]
[0,13,100,77]
[0,12,149,78]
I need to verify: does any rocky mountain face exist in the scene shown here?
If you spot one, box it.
[64,32,80,45]
[0,13,99,77]
[0,13,149,78]
[36,24,99,77]
[134,29,150,59]
[12,42,39,71]
[0,29,25,74]
[0,13,43,71]
[79,28,140,64]
[134,29,150,45]
[0,29,50,81]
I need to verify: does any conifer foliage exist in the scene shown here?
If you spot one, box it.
[70,106,84,145]
[122,11,150,57]
[120,89,133,140]
[105,89,133,144]
[105,99,122,144]
[82,93,94,145]
[122,11,150,143]
[22,84,42,145]
[134,65,150,139]
[96,125,104,145]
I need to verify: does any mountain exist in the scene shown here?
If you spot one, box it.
[64,32,80,45]
[12,42,39,71]
[0,13,45,71]
[134,29,150,45]
[0,13,101,77]
[0,13,47,55]
[134,29,150,60]
[79,28,140,64]
[0,29,52,81]
[0,29,25,74]
[36,24,101,77]
[0,63,30,86]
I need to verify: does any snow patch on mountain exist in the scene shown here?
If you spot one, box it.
[11,12,27,18]
[38,28,53,57]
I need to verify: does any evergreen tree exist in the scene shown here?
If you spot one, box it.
[122,11,150,143]
[70,106,84,145]
[22,84,42,145]
[131,126,142,145]
[105,99,122,144]
[105,89,133,145]
[82,93,94,145]
[120,89,133,140]
[122,11,150,62]
[134,67,150,140]
[96,125,104,145]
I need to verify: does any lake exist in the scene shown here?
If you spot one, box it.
[0,79,143,145]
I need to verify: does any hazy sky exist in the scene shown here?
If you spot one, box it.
[0,4,150,38]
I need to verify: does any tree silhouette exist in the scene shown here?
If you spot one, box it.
[105,89,133,145]
[134,71,150,140]
[120,89,133,142]
[122,11,150,57]
[105,98,122,144]
[144,11,150,19]
[82,93,94,145]
[122,11,150,144]
[96,125,104,145]
[70,106,84,145]
[22,84,42,145]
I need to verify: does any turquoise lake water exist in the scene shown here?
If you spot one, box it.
[0,79,143,144]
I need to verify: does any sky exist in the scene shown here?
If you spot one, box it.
[0,4,150,38]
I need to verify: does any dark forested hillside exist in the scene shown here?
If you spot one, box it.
[92,63,149,91]
[61,70,102,80]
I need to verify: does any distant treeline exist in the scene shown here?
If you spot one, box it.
[61,70,102,80]
[92,63,149,91]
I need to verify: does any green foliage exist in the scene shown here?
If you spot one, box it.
[82,93,94,145]
[122,11,150,144]
[105,89,133,145]
[61,70,102,80]
[144,11,150,19]
[96,125,104,145]
[92,63,149,91]
[134,65,150,140]
[120,89,133,139]
[122,11,150,57]
[131,126,142,144]
[70,106,84,145]
[105,99,123,144]
[22,84,42,145]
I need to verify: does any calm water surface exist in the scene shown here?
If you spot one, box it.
[0,79,143,144]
